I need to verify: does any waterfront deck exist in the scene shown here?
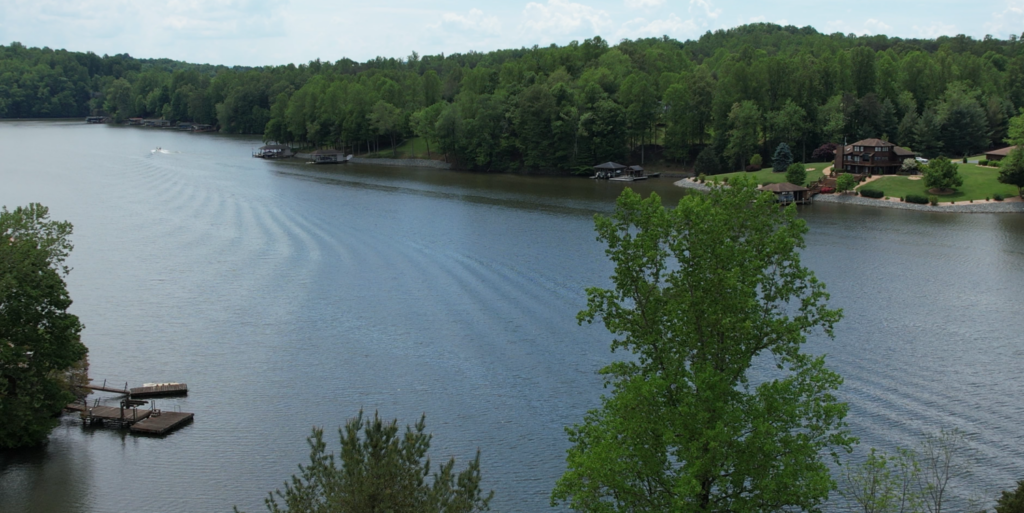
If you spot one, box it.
[82,405,153,426]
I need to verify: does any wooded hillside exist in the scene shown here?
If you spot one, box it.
[3,24,1023,172]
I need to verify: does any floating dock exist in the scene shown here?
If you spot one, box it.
[131,411,194,434]
[130,383,188,398]
[68,378,194,435]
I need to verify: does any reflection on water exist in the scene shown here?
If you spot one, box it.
[1,121,1023,512]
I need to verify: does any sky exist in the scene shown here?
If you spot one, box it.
[1,0,1023,67]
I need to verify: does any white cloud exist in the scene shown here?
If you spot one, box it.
[863,18,891,34]
[912,21,957,38]
[985,0,1024,35]
[521,0,612,35]
[624,0,665,8]
[437,8,501,35]
[824,18,893,36]
[689,0,721,20]
[620,13,698,38]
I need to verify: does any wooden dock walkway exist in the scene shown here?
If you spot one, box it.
[131,412,194,434]
[82,382,130,394]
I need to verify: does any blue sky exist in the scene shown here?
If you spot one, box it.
[1,0,1022,66]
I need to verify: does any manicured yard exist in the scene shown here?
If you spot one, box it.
[856,163,1019,202]
[714,162,832,185]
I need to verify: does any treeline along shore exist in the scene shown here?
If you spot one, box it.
[3,24,1024,173]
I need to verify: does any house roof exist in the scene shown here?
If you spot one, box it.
[628,165,644,171]
[893,146,916,156]
[311,149,344,155]
[759,182,808,193]
[594,161,627,170]
[985,145,1020,157]
[851,138,892,147]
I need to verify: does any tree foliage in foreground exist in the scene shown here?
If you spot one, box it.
[0,203,88,448]
[245,410,492,513]
[552,183,853,512]
[842,429,976,513]
[996,480,1024,513]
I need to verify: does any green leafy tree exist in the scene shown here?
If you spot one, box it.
[836,173,858,193]
[842,447,921,513]
[552,183,852,512]
[368,100,403,157]
[1,204,88,449]
[1007,108,1024,146]
[724,101,762,170]
[937,82,989,157]
[997,148,1024,197]
[996,480,1024,513]
[749,154,763,168]
[901,158,920,174]
[245,410,492,513]
[694,145,723,176]
[409,103,443,158]
[922,157,963,193]
[773,142,794,172]
[786,162,808,186]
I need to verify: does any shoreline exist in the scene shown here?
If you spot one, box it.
[673,178,1024,213]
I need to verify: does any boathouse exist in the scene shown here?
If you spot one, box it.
[311,149,347,164]
[759,182,811,204]
[254,144,293,159]
[592,162,627,179]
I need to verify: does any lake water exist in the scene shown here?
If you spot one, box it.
[1,121,1023,512]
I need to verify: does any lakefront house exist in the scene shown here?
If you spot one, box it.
[834,138,917,174]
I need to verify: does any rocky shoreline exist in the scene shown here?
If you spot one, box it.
[673,179,1024,213]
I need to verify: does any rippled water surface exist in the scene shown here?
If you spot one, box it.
[2,121,1023,512]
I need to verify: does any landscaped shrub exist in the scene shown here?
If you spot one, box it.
[698,173,706,183]
[994,193,1004,201]
[859,189,884,198]
[906,194,929,204]
[750,154,763,168]
[928,195,939,205]
[980,159,990,166]
[963,156,968,163]
[819,186,835,194]
[745,165,761,171]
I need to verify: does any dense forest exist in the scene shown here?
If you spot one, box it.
[3,24,1024,172]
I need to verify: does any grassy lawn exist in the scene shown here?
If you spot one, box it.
[856,163,1019,202]
[714,162,832,185]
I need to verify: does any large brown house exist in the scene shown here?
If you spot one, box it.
[834,138,917,174]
